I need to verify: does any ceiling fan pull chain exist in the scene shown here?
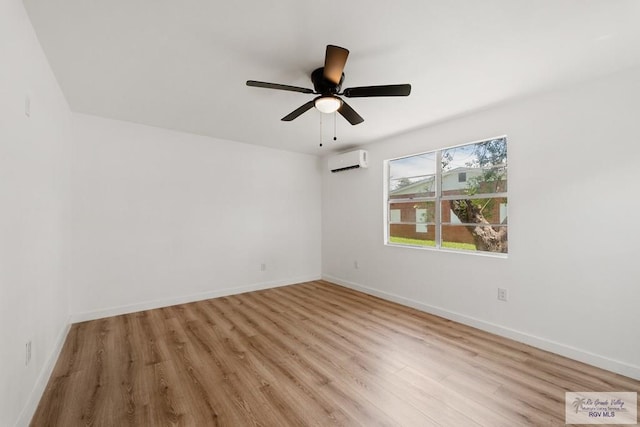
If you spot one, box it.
[319,113,323,147]
[333,112,337,141]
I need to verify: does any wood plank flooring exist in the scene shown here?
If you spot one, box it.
[32,280,639,426]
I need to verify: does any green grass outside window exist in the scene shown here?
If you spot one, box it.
[389,236,476,251]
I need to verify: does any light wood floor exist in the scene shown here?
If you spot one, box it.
[32,280,639,426]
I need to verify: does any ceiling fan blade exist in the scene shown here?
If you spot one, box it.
[281,100,315,121]
[338,100,364,125]
[323,45,349,85]
[247,80,314,94]
[343,84,411,98]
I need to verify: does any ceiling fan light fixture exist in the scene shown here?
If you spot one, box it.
[314,96,342,114]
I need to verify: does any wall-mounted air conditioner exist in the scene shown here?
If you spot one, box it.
[328,150,368,173]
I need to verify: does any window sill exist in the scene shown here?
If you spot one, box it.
[384,242,509,259]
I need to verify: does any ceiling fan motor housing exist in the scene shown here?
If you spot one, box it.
[312,67,343,95]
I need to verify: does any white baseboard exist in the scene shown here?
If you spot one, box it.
[70,275,321,323]
[323,274,640,381]
[15,317,72,427]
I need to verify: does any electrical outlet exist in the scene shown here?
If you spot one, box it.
[497,288,508,302]
[25,341,32,366]
[260,263,266,271]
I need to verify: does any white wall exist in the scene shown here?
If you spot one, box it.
[69,114,322,320]
[322,66,640,380]
[0,1,72,426]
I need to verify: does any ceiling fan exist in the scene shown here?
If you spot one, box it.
[246,45,411,125]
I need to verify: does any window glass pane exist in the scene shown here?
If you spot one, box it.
[441,138,507,196]
[389,201,435,223]
[441,224,508,253]
[441,198,508,225]
[442,166,507,195]
[389,201,436,246]
[389,153,436,198]
[389,175,436,199]
[389,153,436,181]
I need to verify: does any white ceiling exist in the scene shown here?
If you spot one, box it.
[23,0,640,155]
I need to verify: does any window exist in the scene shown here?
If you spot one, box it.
[415,208,428,233]
[386,137,507,254]
[389,209,401,223]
